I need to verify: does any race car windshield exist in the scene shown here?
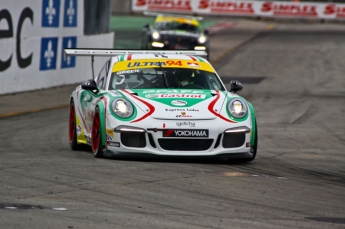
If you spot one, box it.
[154,22,200,33]
[110,68,225,90]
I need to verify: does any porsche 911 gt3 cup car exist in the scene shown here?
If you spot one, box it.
[141,13,210,59]
[66,49,257,161]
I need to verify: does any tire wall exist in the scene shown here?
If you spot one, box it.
[0,0,114,95]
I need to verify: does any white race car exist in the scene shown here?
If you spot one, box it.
[66,49,258,162]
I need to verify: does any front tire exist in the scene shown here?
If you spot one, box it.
[91,107,104,158]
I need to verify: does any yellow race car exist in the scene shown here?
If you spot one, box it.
[141,13,210,60]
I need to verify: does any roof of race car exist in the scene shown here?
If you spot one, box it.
[113,54,215,73]
[155,15,200,26]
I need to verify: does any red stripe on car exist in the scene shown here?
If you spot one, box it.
[122,89,155,123]
[208,91,236,123]
[187,55,197,61]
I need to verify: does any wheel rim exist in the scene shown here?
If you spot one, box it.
[92,111,100,153]
[69,104,75,143]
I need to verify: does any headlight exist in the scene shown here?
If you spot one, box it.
[228,98,247,119]
[198,35,206,44]
[112,99,134,118]
[152,31,160,40]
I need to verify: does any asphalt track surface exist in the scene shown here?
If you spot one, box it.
[0,18,345,229]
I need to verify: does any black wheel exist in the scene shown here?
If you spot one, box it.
[69,99,83,150]
[91,107,104,158]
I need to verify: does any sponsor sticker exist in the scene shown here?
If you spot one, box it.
[76,124,81,136]
[142,89,204,93]
[165,108,199,112]
[146,94,206,99]
[176,114,192,118]
[171,100,187,106]
[106,129,114,140]
[176,121,195,127]
[116,69,140,75]
[108,141,120,147]
[163,129,209,137]
[187,62,200,68]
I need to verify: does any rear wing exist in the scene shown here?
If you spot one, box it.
[64,49,207,57]
[64,49,208,79]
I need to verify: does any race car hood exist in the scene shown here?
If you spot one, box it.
[159,30,200,38]
[121,89,228,120]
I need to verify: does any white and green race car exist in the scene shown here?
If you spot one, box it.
[66,49,258,161]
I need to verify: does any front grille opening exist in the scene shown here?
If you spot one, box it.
[158,139,213,151]
[148,133,156,148]
[121,132,146,148]
[214,134,222,148]
[222,132,245,148]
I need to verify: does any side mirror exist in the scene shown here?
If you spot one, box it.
[203,29,209,35]
[229,80,243,93]
[81,79,99,94]
[143,24,149,29]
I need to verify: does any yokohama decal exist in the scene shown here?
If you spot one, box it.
[208,90,236,123]
[122,89,155,123]
[163,129,209,137]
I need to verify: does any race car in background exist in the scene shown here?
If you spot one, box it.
[65,49,258,162]
[141,12,210,60]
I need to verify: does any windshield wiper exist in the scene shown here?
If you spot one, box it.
[156,61,169,88]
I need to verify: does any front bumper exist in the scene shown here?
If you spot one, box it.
[104,121,252,157]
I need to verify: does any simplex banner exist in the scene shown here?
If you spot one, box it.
[0,0,114,95]
[131,0,345,20]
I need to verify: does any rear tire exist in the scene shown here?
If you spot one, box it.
[91,107,104,158]
[69,99,82,150]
